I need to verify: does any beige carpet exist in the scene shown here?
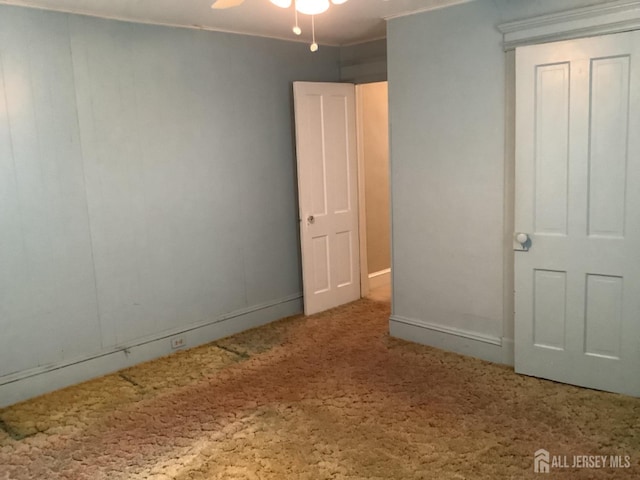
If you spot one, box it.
[1,298,639,479]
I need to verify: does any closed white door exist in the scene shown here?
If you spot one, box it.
[293,82,360,315]
[515,31,640,396]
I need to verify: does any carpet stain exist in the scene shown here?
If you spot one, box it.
[119,374,144,389]
[213,345,250,360]
[0,418,36,442]
[0,298,639,479]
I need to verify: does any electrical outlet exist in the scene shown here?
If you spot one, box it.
[170,336,186,349]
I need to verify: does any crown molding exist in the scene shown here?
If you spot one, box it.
[497,0,640,50]
[383,0,474,21]
[0,0,343,47]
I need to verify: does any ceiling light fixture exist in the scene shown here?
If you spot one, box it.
[270,0,292,7]
[269,0,349,52]
[295,0,329,15]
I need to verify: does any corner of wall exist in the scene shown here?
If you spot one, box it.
[389,315,514,366]
[339,38,387,84]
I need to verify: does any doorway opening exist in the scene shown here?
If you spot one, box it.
[356,81,391,304]
[292,81,390,315]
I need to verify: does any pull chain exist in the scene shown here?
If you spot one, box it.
[293,0,302,35]
[310,15,318,52]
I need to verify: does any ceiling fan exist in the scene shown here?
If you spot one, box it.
[211,0,350,51]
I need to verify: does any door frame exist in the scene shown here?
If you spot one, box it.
[294,81,391,305]
[498,2,640,369]
[502,49,516,366]
[355,81,391,299]
[356,84,370,297]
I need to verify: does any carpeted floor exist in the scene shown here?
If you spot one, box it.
[0,298,639,479]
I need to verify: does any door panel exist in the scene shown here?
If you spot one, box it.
[515,31,640,396]
[534,62,570,235]
[533,269,567,351]
[584,274,623,359]
[293,82,360,315]
[588,55,629,238]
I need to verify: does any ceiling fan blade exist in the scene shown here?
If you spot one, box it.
[211,0,245,9]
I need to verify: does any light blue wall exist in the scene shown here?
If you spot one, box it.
[387,0,607,362]
[388,0,506,342]
[340,39,387,84]
[0,5,339,405]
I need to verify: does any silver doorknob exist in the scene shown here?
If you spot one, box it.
[307,215,315,224]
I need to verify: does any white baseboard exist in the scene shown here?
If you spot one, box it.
[389,315,515,366]
[501,337,515,366]
[368,268,391,290]
[0,294,303,408]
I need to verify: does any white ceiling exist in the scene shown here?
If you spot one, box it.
[0,0,472,46]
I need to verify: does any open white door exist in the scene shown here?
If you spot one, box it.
[293,82,360,315]
[514,31,640,396]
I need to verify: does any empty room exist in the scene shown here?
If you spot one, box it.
[1,0,639,478]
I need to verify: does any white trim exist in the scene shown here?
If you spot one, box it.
[340,35,387,48]
[389,315,514,366]
[503,50,517,350]
[387,80,395,312]
[0,1,336,47]
[390,315,502,346]
[368,268,391,290]
[355,84,370,298]
[0,294,302,408]
[498,0,640,50]
[0,0,476,46]
[383,0,475,21]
